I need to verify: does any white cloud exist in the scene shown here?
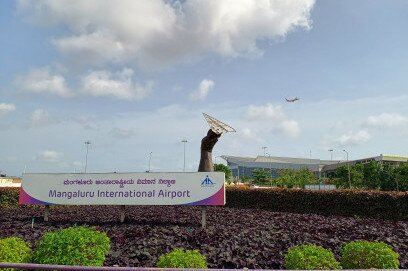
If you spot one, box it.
[69,115,100,130]
[183,0,314,57]
[190,79,214,100]
[335,130,371,147]
[18,0,315,69]
[15,67,73,97]
[0,103,16,115]
[15,67,153,101]
[278,119,300,138]
[29,109,52,126]
[81,68,152,101]
[246,103,284,121]
[35,150,64,162]
[364,113,408,128]
[239,127,263,142]
[244,102,299,138]
[52,30,126,66]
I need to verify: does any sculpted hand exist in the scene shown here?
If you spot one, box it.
[201,129,221,152]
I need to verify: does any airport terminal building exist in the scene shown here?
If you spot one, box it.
[321,155,408,177]
[222,154,408,179]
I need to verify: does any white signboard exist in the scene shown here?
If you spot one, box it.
[19,172,225,205]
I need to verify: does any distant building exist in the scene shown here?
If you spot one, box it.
[222,154,408,179]
[321,154,408,178]
[0,176,21,187]
[221,155,339,179]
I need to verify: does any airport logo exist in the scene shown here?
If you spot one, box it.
[201,175,215,187]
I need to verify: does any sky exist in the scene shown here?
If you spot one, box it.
[1,0,408,176]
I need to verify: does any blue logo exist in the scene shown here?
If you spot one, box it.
[201,175,215,187]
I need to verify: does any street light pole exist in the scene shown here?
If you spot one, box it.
[343,149,351,189]
[84,141,91,173]
[148,152,152,172]
[328,149,333,161]
[181,139,187,172]
[266,153,272,186]
[262,146,267,156]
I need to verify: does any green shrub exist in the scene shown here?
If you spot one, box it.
[157,248,207,268]
[33,226,110,266]
[340,240,399,269]
[284,244,341,270]
[0,237,32,271]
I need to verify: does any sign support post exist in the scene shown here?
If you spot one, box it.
[119,205,126,223]
[44,205,50,222]
[201,207,207,229]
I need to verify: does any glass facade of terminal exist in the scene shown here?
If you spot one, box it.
[226,160,320,179]
[223,154,408,180]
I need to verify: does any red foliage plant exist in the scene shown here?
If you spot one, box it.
[2,186,408,220]
[225,187,408,220]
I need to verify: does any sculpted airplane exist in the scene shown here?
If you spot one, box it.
[285,97,300,102]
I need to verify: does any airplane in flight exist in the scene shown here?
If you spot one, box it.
[285,97,300,102]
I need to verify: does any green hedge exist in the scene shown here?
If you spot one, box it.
[2,187,408,220]
[0,187,19,207]
[225,187,408,220]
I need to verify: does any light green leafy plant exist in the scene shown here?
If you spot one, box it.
[284,244,341,270]
[33,226,110,266]
[340,240,399,269]
[0,237,32,271]
[157,248,207,268]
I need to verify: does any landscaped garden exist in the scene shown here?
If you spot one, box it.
[1,187,407,269]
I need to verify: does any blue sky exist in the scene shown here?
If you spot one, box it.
[1,0,408,176]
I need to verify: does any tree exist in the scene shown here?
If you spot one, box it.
[336,162,408,191]
[379,164,398,191]
[335,166,349,188]
[362,161,381,189]
[240,176,251,184]
[252,168,270,185]
[275,169,295,188]
[351,164,364,188]
[296,168,318,187]
[335,164,364,189]
[275,168,317,188]
[395,163,408,191]
[214,163,232,180]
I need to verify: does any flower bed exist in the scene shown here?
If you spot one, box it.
[0,205,407,269]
